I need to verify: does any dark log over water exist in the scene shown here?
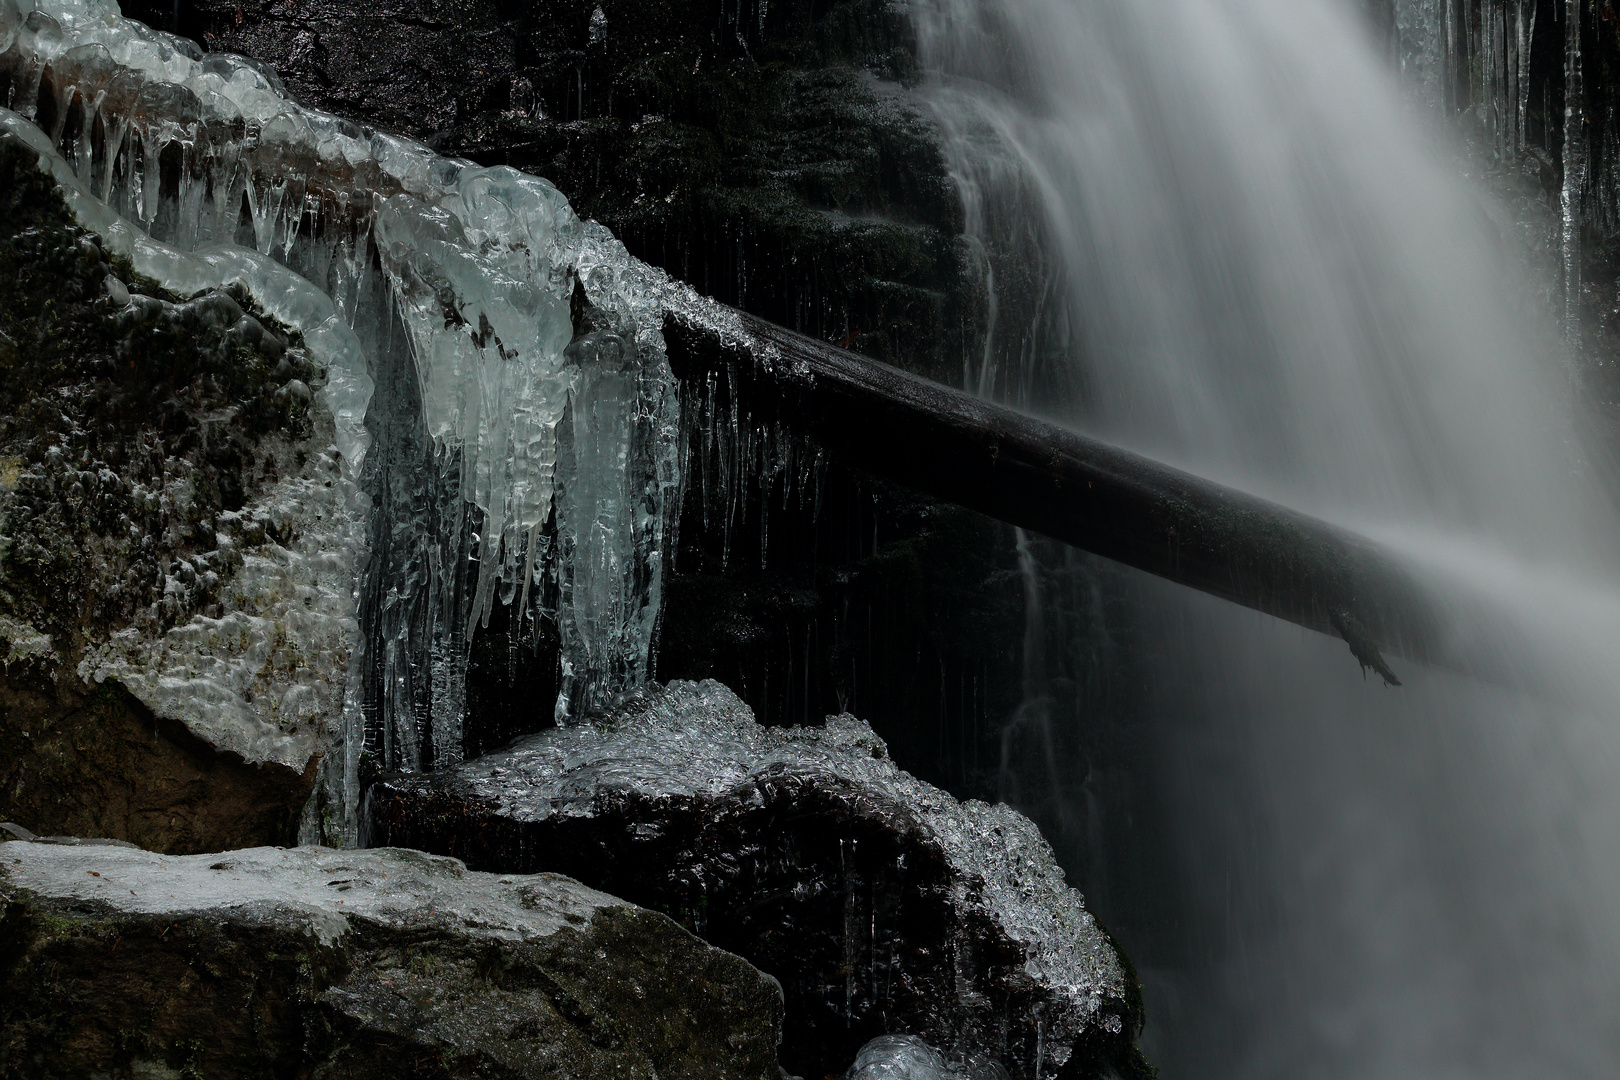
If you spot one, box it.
[664,308,1462,686]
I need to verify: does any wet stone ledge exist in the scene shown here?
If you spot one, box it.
[0,840,785,1080]
[365,680,1150,1080]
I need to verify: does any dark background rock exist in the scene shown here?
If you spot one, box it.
[0,841,785,1080]
[364,681,1151,1080]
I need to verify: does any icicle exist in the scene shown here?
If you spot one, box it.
[139,128,159,223]
[1493,0,1508,156]
[98,109,125,202]
[1562,0,1585,355]
[1443,0,1457,115]
[1516,0,1536,159]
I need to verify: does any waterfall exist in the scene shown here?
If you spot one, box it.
[915,0,1620,1074]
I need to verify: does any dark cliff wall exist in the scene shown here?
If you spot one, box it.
[137,0,978,383]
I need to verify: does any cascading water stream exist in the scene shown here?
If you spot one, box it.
[917,0,1620,1074]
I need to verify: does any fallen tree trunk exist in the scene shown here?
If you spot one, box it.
[664,308,1454,686]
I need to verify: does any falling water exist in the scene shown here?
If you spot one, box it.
[917,0,1620,1074]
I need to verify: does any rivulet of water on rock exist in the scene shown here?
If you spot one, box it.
[914,0,1620,1074]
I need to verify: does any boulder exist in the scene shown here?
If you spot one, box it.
[0,839,785,1080]
[365,680,1149,1080]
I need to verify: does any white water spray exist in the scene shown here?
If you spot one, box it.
[917,0,1620,1073]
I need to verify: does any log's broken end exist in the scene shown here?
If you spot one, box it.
[1330,609,1402,687]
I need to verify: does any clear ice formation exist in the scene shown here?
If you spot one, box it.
[0,0,724,775]
[845,1035,1010,1080]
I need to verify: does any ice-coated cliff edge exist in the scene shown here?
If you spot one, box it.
[0,0,761,795]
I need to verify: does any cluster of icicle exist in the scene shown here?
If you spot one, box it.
[1391,0,1544,161]
[0,0,693,770]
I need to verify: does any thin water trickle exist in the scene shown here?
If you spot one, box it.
[917,0,1620,1073]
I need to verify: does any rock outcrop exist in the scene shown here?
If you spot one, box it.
[0,131,364,852]
[0,839,786,1079]
[152,0,1036,796]
[365,680,1149,1080]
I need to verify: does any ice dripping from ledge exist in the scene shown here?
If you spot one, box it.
[0,0,685,771]
[1,107,371,841]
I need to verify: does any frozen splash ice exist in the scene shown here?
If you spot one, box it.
[844,1035,1010,1080]
[0,0,684,761]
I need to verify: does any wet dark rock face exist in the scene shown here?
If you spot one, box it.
[158,0,976,384]
[0,840,785,1080]
[658,462,1026,771]
[0,139,330,852]
[365,681,1150,1080]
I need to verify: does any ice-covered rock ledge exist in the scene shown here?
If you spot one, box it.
[0,113,371,848]
[0,839,786,1079]
[365,680,1147,1080]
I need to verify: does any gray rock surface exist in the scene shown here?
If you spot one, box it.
[0,840,785,1079]
[366,680,1147,1080]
